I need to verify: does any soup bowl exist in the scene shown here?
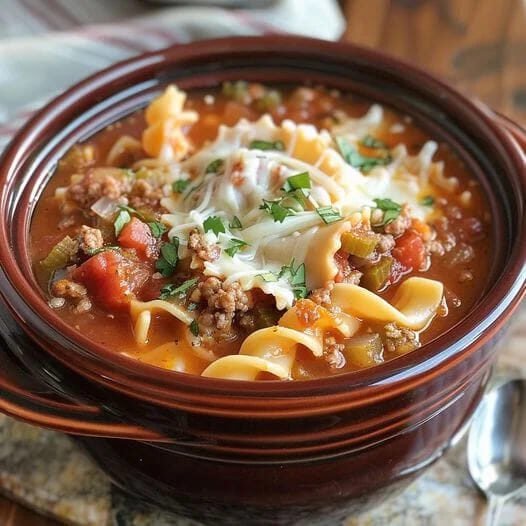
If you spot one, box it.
[0,36,524,525]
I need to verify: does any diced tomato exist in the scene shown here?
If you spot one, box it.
[138,276,166,302]
[118,217,157,260]
[392,230,426,271]
[73,251,150,310]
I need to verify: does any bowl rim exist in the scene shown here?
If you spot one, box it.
[0,35,524,399]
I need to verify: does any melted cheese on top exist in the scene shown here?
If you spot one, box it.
[159,110,443,309]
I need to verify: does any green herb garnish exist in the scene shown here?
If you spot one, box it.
[373,198,402,226]
[420,195,435,206]
[361,135,388,149]
[336,136,391,173]
[229,216,243,229]
[190,319,200,337]
[118,204,144,219]
[279,260,308,300]
[155,237,180,277]
[205,159,224,174]
[225,238,249,258]
[172,179,190,193]
[203,216,225,236]
[316,206,343,224]
[114,209,131,236]
[260,199,295,223]
[282,172,311,193]
[249,139,285,151]
[258,272,278,282]
[148,221,167,239]
[159,278,199,300]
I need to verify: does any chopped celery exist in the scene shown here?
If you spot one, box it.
[361,256,393,291]
[256,90,282,111]
[222,81,248,102]
[40,236,78,272]
[341,230,378,258]
[343,333,383,368]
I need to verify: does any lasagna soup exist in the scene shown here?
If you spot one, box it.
[31,83,491,380]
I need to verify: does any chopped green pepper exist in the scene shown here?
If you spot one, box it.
[361,256,393,291]
[341,230,378,258]
[343,333,383,368]
[40,236,78,272]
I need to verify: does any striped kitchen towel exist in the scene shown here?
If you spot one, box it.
[0,0,344,151]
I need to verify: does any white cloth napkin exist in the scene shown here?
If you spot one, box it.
[0,0,344,151]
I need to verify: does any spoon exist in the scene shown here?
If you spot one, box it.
[468,378,526,525]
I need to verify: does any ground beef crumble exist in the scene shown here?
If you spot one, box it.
[324,335,346,369]
[309,281,334,308]
[194,277,254,336]
[384,322,420,355]
[384,204,411,236]
[129,179,164,209]
[51,278,92,314]
[67,168,131,208]
[78,225,103,253]
[188,229,221,266]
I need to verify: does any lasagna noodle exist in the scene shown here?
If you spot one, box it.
[142,85,198,160]
[202,302,360,381]
[202,326,322,380]
[130,299,194,345]
[331,277,444,330]
[201,278,442,380]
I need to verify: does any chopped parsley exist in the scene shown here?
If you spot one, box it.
[257,261,308,299]
[205,158,224,174]
[373,198,402,226]
[122,168,136,178]
[279,260,308,300]
[420,195,435,206]
[336,136,392,173]
[172,179,190,193]
[189,319,200,337]
[316,206,343,224]
[258,272,278,282]
[114,209,131,236]
[148,221,167,239]
[360,135,387,149]
[282,172,311,193]
[85,246,120,256]
[229,216,243,229]
[155,237,180,277]
[225,238,250,257]
[203,216,225,236]
[159,278,199,300]
[260,199,295,223]
[248,139,285,151]
[260,172,312,223]
[118,204,144,219]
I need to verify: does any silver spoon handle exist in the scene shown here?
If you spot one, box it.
[486,496,505,526]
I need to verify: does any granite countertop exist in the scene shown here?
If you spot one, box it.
[0,308,524,526]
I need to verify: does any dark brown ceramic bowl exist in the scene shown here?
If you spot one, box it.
[0,37,524,525]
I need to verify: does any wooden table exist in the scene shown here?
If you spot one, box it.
[1,0,524,524]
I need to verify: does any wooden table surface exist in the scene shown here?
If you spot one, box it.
[1,0,524,524]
